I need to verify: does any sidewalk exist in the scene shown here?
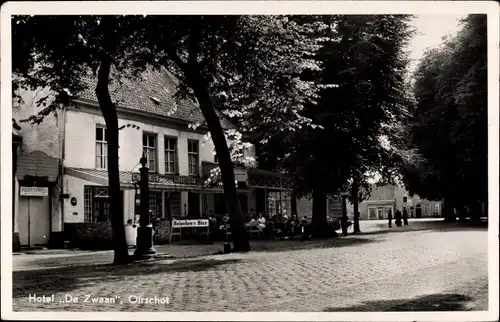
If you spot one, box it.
[13,218,476,269]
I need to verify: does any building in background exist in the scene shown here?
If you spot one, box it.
[352,184,442,221]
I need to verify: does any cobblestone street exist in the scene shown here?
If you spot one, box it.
[12,220,489,312]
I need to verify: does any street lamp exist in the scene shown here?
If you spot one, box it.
[340,191,349,236]
[134,154,156,258]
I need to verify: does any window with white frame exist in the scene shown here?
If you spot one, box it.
[164,136,178,174]
[142,133,157,172]
[95,125,108,169]
[188,139,199,175]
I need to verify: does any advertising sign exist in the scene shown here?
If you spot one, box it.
[20,186,48,197]
[172,219,209,228]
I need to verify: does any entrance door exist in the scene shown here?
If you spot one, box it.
[188,192,201,218]
[18,196,50,247]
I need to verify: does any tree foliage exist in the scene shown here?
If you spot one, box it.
[257,15,415,233]
[402,14,487,219]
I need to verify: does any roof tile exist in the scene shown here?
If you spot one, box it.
[78,68,234,130]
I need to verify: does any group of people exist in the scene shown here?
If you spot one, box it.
[387,208,409,228]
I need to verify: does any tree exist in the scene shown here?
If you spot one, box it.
[402,14,487,221]
[133,15,328,251]
[257,15,415,235]
[12,15,152,264]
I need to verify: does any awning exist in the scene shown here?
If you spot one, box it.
[64,167,225,192]
[17,151,60,182]
[247,168,293,190]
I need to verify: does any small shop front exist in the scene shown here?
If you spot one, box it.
[247,168,293,218]
[63,168,226,248]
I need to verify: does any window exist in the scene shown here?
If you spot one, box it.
[84,187,93,222]
[149,191,162,218]
[95,125,108,169]
[143,133,157,172]
[83,186,113,223]
[164,191,181,220]
[188,139,199,175]
[368,207,377,220]
[164,136,178,174]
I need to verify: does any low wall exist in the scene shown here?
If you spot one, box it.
[64,220,173,250]
[64,222,113,250]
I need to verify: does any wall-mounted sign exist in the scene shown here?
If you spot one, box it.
[168,175,199,185]
[70,197,78,206]
[131,173,160,183]
[20,186,48,197]
[72,212,78,216]
[172,219,209,228]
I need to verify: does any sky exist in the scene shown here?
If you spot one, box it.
[406,14,465,73]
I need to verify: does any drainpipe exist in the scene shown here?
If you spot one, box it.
[60,105,67,236]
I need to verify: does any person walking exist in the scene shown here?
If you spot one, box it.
[395,209,402,227]
[402,207,409,226]
[388,209,393,228]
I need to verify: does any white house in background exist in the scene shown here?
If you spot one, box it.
[347,184,443,221]
[13,67,308,248]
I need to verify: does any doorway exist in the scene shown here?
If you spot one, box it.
[18,196,50,247]
[188,192,201,218]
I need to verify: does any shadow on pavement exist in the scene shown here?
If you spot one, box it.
[12,258,242,299]
[324,293,475,312]
[248,237,380,254]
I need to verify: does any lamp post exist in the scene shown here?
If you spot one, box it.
[340,191,349,236]
[134,154,156,258]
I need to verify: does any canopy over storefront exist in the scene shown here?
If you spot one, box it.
[65,167,224,192]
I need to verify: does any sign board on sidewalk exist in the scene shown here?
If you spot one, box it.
[20,186,48,197]
[172,219,209,228]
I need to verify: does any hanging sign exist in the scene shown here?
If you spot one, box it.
[20,186,48,197]
[172,219,209,228]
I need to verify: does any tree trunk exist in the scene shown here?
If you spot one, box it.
[311,190,329,237]
[291,189,298,218]
[186,71,250,252]
[352,179,360,233]
[96,57,129,264]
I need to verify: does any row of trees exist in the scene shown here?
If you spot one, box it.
[400,15,488,221]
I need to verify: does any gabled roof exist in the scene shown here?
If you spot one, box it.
[77,67,234,130]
